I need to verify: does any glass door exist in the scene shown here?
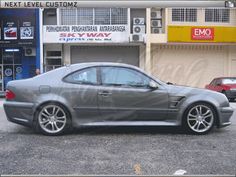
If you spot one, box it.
[2,49,22,90]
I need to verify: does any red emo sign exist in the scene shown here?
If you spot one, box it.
[191,27,214,40]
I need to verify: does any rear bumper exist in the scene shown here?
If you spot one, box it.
[3,101,35,127]
[217,106,233,128]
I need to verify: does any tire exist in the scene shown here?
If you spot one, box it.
[34,103,71,136]
[183,103,216,135]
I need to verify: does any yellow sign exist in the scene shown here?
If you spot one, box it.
[168,26,236,43]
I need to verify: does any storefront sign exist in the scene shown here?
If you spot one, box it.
[0,9,36,46]
[43,25,129,43]
[168,26,236,43]
[4,21,17,40]
[20,22,34,39]
[191,27,214,40]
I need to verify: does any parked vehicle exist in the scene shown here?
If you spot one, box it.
[4,63,233,135]
[205,77,236,101]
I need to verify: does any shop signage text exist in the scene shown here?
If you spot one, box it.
[191,27,214,40]
[0,9,36,46]
[1,1,79,8]
[43,25,129,43]
[168,26,236,43]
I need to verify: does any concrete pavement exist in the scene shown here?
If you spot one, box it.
[0,98,235,175]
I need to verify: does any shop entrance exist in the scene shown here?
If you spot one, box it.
[0,48,23,91]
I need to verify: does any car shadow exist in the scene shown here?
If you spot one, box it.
[71,126,186,135]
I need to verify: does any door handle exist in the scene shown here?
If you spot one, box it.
[98,91,112,96]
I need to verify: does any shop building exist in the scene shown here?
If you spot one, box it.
[41,7,236,88]
[0,9,40,93]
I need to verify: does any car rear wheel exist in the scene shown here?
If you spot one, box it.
[35,103,71,135]
[184,103,216,134]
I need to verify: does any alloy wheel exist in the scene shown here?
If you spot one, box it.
[187,104,214,133]
[38,105,67,134]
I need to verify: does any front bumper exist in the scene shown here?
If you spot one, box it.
[217,106,234,128]
[3,101,35,127]
[225,90,236,99]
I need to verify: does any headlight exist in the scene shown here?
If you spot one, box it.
[230,88,236,91]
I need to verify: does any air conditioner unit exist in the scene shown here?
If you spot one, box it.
[151,19,162,28]
[151,10,162,19]
[133,25,145,34]
[130,34,145,42]
[24,47,36,56]
[133,18,145,25]
[152,28,163,34]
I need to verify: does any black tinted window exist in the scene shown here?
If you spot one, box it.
[64,67,97,85]
[101,67,150,87]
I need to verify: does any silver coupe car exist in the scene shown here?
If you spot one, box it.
[4,62,233,135]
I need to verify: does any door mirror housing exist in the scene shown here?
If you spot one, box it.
[149,81,158,89]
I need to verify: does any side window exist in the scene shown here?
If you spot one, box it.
[215,79,221,86]
[210,79,216,86]
[64,67,97,85]
[101,67,150,88]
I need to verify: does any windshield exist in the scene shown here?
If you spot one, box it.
[222,78,236,84]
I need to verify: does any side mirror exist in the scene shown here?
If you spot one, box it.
[167,82,173,85]
[149,81,158,90]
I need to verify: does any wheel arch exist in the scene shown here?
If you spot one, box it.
[33,100,72,124]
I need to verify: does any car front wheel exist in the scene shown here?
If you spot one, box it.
[184,103,216,134]
[35,103,71,135]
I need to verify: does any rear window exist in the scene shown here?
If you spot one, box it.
[222,78,236,84]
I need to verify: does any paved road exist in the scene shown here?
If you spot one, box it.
[0,99,235,175]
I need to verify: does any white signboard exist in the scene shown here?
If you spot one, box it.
[43,25,129,43]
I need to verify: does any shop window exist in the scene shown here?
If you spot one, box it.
[60,8,128,25]
[60,9,77,25]
[205,9,230,23]
[95,8,110,25]
[172,8,197,22]
[77,8,93,25]
[111,8,128,25]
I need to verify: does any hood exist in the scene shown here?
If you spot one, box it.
[165,84,224,98]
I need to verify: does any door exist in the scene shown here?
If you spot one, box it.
[63,67,100,123]
[98,66,169,121]
[2,49,22,90]
[151,45,226,88]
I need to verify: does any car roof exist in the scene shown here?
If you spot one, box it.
[68,62,142,71]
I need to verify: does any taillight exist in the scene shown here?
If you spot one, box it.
[5,89,16,100]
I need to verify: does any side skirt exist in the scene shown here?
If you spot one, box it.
[80,121,179,126]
